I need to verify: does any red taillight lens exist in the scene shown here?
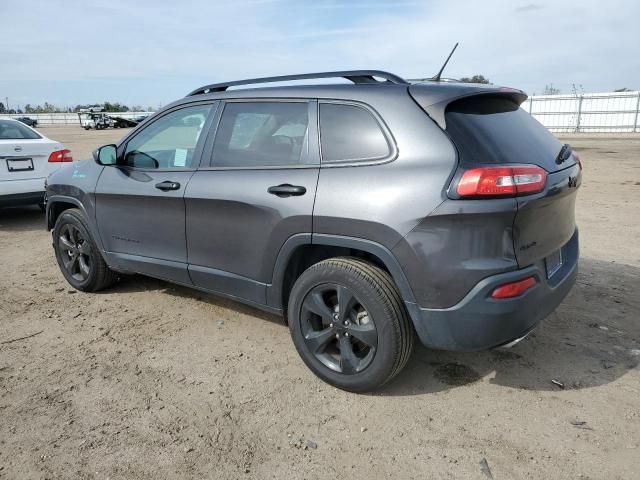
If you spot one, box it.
[456,165,547,197]
[48,149,73,163]
[491,276,537,299]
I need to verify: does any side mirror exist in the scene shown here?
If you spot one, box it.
[93,144,118,166]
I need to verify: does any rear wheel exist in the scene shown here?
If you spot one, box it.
[53,208,117,292]
[288,257,414,392]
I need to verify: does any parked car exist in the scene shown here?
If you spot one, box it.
[0,118,72,209]
[16,116,38,128]
[45,70,581,392]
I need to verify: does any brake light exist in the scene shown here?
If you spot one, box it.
[491,276,537,299]
[456,165,547,197]
[48,149,73,163]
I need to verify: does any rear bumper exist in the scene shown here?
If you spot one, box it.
[0,191,45,207]
[407,229,579,351]
[0,177,46,195]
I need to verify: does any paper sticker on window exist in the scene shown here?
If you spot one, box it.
[174,148,188,167]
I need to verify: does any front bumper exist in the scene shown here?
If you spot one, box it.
[406,229,579,351]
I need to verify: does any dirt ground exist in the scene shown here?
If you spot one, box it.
[1,127,639,479]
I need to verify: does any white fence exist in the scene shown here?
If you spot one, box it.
[4,111,153,126]
[523,91,640,133]
[5,90,640,133]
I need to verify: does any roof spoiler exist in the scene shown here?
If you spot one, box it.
[409,85,528,129]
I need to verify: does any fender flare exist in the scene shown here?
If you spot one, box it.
[267,233,418,310]
[46,195,106,252]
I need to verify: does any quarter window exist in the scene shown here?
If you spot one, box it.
[211,102,309,167]
[319,103,390,163]
[123,104,212,169]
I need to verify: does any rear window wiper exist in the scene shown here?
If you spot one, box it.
[556,143,572,165]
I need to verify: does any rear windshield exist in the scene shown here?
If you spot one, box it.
[0,120,41,140]
[445,96,562,169]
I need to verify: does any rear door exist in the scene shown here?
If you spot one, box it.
[95,102,216,283]
[185,100,319,305]
[444,95,581,266]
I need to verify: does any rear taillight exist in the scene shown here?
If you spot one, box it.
[48,149,73,163]
[491,276,537,299]
[455,165,547,198]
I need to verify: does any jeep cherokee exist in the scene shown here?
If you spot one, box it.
[46,70,581,392]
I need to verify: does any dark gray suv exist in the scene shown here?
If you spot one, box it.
[46,70,581,391]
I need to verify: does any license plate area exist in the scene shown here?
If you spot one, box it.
[545,249,563,279]
[6,158,34,172]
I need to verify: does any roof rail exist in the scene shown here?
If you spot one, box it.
[187,70,408,96]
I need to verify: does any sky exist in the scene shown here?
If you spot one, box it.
[1,0,639,109]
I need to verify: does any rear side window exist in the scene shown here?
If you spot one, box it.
[319,103,390,163]
[445,96,563,170]
[0,120,41,140]
[211,102,309,167]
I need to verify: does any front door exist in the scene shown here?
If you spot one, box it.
[185,100,319,306]
[95,102,215,283]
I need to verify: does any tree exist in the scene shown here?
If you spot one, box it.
[0,102,5,113]
[103,101,129,112]
[542,84,561,95]
[459,74,490,84]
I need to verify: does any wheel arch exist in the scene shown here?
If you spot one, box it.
[46,195,106,252]
[268,233,418,314]
[46,196,86,231]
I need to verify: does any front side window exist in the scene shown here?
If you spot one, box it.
[211,102,309,167]
[0,120,41,140]
[123,104,212,169]
[319,103,390,163]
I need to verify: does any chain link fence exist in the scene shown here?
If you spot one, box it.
[522,91,640,133]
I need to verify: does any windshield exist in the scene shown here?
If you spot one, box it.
[0,120,41,140]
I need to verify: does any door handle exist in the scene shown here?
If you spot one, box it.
[155,181,181,191]
[267,184,307,198]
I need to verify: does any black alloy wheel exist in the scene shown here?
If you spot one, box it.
[58,223,92,282]
[300,283,378,374]
[288,257,414,392]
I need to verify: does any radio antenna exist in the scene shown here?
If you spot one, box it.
[431,42,459,81]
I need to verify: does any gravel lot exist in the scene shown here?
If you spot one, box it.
[1,127,639,479]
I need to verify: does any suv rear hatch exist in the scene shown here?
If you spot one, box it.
[410,85,581,268]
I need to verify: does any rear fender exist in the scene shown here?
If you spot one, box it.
[268,233,420,322]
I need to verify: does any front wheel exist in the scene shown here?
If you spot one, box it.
[288,257,414,392]
[52,208,117,292]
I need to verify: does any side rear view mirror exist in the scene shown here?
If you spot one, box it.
[93,144,118,166]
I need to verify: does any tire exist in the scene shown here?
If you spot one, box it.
[52,208,117,292]
[288,257,414,392]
